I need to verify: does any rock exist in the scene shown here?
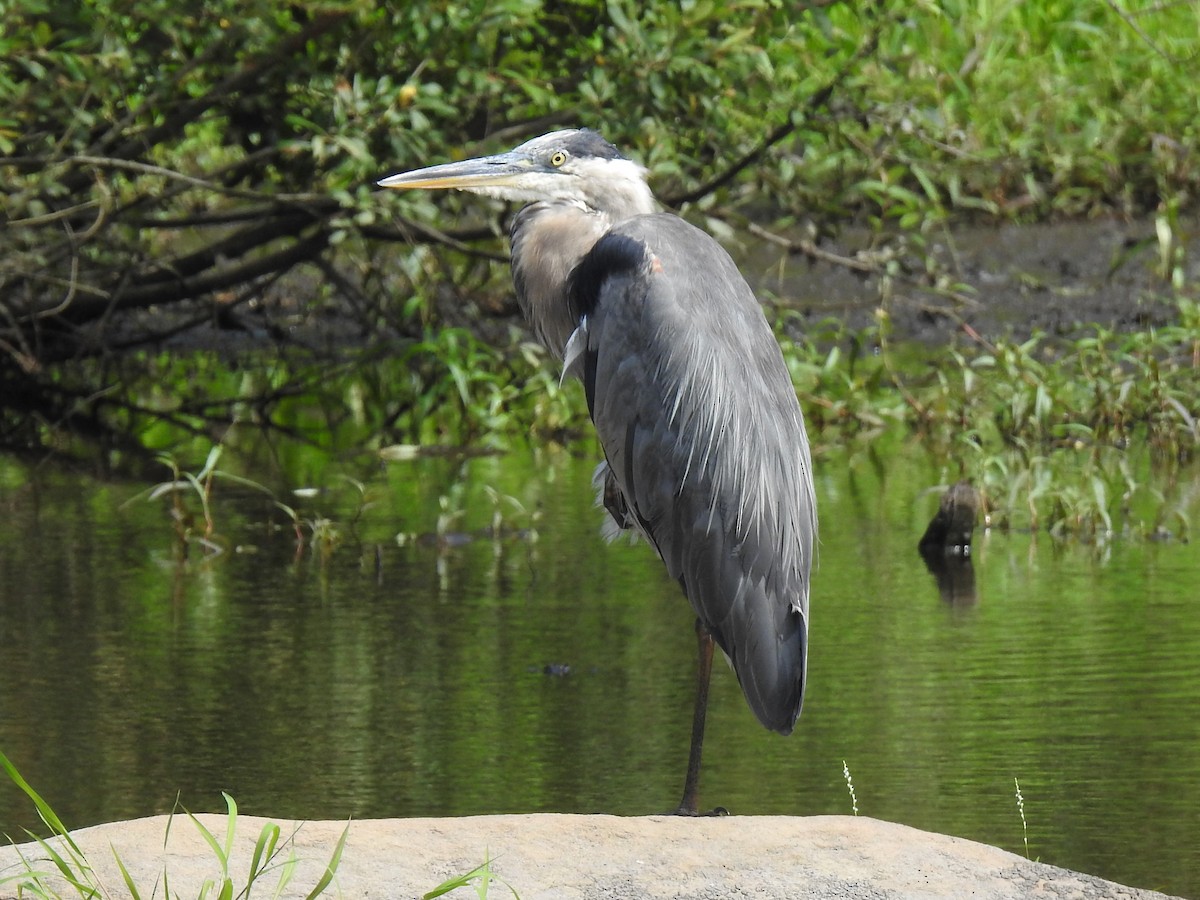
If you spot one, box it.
[0,813,1180,900]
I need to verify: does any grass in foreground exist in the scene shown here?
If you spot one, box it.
[0,750,347,900]
[1014,778,1032,861]
[422,852,521,900]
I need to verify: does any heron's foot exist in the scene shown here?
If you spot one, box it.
[668,804,729,817]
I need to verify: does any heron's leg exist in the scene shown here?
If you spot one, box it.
[676,618,715,816]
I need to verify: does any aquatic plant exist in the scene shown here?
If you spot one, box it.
[776,309,1199,540]
[102,304,1197,552]
[123,446,278,557]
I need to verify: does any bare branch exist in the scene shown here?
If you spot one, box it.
[49,155,329,205]
[360,219,510,263]
[746,221,980,311]
[106,228,331,316]
[5,200,103,228]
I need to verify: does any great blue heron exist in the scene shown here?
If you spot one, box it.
[379,129,816,815]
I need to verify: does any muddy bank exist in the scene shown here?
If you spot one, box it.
[742,216,1195,342]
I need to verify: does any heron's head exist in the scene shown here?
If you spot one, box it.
[378,128,656,219]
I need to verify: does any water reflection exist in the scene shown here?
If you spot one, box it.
[0,443,1198,898]
[920,551,978,608]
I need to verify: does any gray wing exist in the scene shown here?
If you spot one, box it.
[565,214,817,734]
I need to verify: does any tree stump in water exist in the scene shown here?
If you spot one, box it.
[918,480,980,553]
[918,481,981,608]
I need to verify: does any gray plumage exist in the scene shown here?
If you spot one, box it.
[582,215,813,730]
[380,128,817,808]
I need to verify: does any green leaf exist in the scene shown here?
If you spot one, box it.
[246,822,282,895]
[0,750,84,856]
[422,860,491,899]
[112,845,146,900]
[303,821,350,900]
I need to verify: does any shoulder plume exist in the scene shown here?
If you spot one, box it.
[567,233,646,322]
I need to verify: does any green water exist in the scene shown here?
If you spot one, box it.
[0,439,1197,897]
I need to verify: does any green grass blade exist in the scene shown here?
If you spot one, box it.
[422,861,490,899]
[200,444,223,479]
[242,821,281,899]
[0,844,59,898]
[26,832,98,896]
[268,852,298,900]
[0,751,84,857]
[221,793,238,862]
[111,844,146,900]
[187,810,229,872]
[302,821,350,900]
[211,469,277,496]
[0,871,56,900]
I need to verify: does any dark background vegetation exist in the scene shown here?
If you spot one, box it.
[1,0,1197,513]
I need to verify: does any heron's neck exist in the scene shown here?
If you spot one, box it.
[510,199,648,357]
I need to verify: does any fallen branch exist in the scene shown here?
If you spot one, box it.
[746,220,981,311]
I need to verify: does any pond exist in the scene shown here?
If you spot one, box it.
[1,435,1198,898]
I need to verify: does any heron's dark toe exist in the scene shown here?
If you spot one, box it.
[668,804,730,817]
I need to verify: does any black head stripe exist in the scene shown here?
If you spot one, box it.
[564,129,626,161]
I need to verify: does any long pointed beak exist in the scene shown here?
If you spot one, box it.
[378,151,530,192]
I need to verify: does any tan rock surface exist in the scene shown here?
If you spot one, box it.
[0,814,1181,899]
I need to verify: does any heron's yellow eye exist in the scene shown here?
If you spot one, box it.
[550,151,568,167]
